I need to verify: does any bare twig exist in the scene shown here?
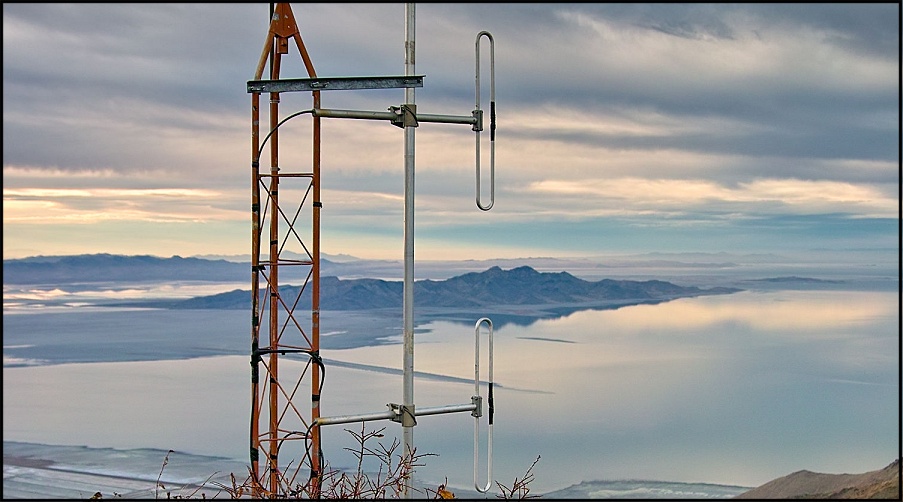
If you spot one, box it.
[495,455,541,499]
[155,449,175,499]
[148,432,539,499]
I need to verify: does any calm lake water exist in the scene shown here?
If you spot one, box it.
[3,287,899,496]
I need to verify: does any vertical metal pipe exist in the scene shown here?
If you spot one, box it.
[250,90,261,493]
[268,48,282,496]
[311,86,322,495]
[402,2,416,499]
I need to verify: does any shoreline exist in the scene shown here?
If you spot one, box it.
[3,440,755,499]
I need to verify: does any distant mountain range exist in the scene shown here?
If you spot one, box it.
[128,264,740,310]
[3,254,742,311]
[745,276,840,284]
[2,253,386,284]
[2,254,249,284]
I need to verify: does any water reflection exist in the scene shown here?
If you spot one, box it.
[2,289,898,495]
[331,290,899,490]
[418,289,896,332]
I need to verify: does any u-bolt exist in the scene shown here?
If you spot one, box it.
[475,31,495,211]
[473,317,494,492]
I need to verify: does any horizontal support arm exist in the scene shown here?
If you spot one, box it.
[314,409,398,427]
[314,399,479,427]
[247,75,424,93]
[416,402,480,418]
[312,107,478,127]
[415,112,479,126]
[312,108,396,121]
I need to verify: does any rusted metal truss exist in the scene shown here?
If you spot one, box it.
[248,3,322,497]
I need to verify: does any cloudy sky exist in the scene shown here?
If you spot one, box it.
[3,3,899,261]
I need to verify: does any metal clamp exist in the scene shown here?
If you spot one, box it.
[388,402,417,427]
[389,104,418,129]
[475,32,496,211]
[473,317,494,492]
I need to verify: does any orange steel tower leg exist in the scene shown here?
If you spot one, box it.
[249,3,321,497]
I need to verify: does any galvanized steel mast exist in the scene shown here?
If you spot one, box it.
[402,3,417,498]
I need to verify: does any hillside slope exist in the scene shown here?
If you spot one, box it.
[735,459,900,499]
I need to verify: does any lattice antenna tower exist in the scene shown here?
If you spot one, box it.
[247,3,497,498]
[248,3,323,497]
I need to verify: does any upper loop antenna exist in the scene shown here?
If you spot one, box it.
[475,31,496,211]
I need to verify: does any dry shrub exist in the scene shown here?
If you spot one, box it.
[122,425,541,499]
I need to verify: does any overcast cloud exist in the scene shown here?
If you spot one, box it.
[2,3,899,260]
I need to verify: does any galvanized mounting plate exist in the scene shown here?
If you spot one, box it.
[247,75,424,93]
